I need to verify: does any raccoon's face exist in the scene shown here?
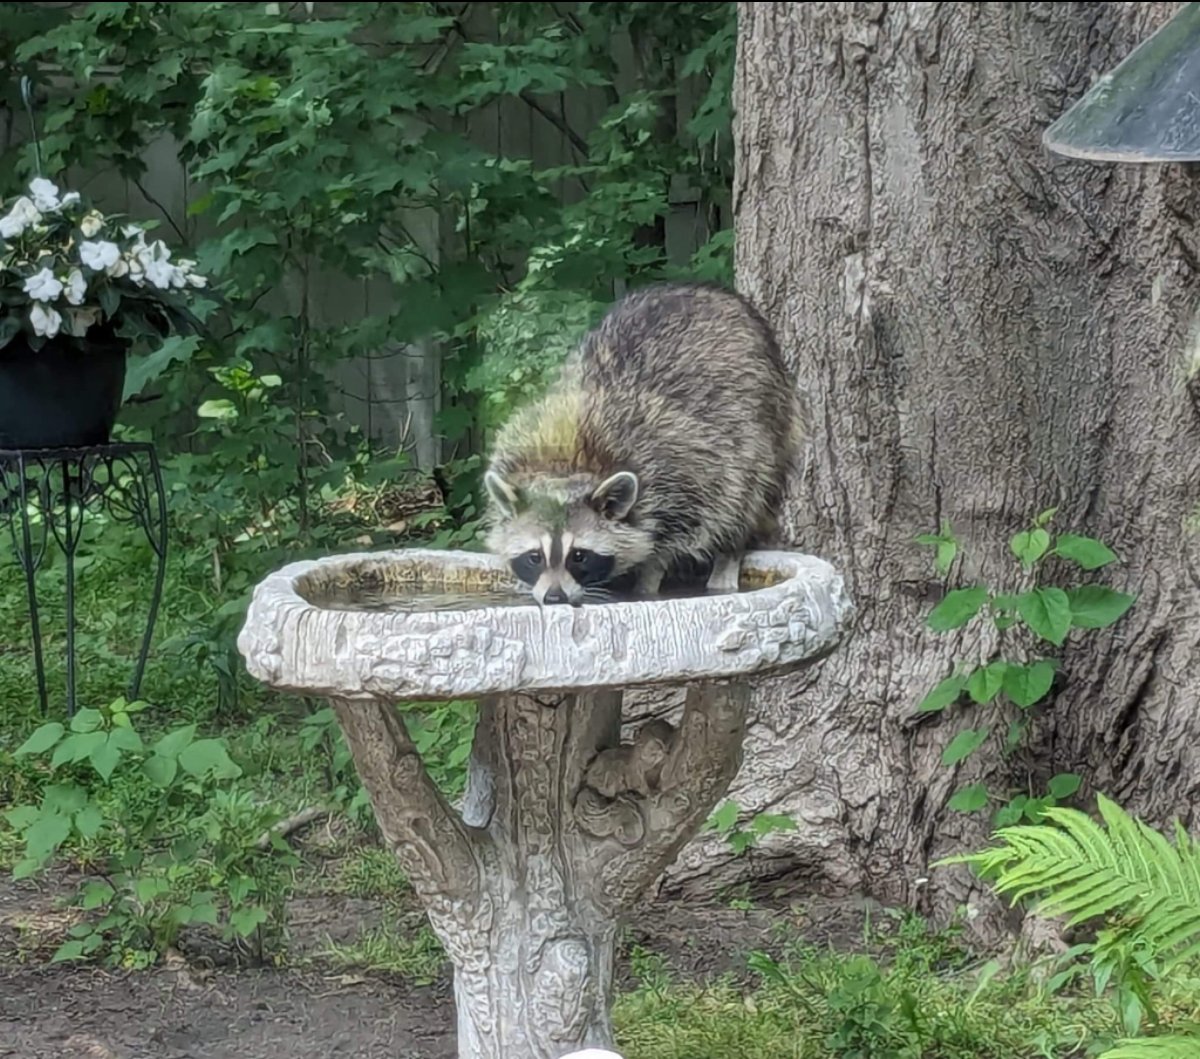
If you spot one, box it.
[484,469,653,606]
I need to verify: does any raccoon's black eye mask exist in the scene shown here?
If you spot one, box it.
[510,549,543,585]
[567,547,615,585]
[509,546,616,587]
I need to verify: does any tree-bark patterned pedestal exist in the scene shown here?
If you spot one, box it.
[238,549,852,1059]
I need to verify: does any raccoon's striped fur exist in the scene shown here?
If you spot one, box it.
[484,282,801,605]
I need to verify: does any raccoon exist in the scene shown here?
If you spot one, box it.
[483,282,801,606]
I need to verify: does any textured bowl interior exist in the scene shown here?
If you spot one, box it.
[296,553,786,614]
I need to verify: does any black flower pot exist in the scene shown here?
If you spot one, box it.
[0,326,128,448]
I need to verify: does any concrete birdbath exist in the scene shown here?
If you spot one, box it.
[238,547,852,1058]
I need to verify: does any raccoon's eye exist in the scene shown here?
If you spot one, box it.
[565,547,615,586]
[510,549,545,586]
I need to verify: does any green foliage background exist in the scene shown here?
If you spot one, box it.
[2,0,734,573]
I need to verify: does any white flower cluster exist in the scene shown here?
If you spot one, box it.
[0,178,81,239]
[1,177,207,342]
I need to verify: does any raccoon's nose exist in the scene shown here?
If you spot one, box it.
[543,587,569,605]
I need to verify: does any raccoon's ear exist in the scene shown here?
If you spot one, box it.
[591,471,638,520]
[484,470,522,518]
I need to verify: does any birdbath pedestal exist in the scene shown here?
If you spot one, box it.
[238,548,852,1059]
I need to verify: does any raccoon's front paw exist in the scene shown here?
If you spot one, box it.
[706,554,742,594]
[634,561,666,598]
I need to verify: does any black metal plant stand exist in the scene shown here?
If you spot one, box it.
[0,444,168,716]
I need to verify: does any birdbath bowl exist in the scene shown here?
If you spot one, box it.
[238,547,853,1059]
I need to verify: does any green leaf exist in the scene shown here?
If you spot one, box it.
[143,754,178,787]
[123,335,201,400]
[917,675,966,714]
[993,797,1027,828]
[153,724,197,760]
[5,805,39,830]
[1016,587,1072,645]
[134,876,170,904]
[0,315,21,351]
[15,722,64,756]
[948,784,989,813]
[197,398,238,420]
[1067,586,1136,629]
[51,731,105,770]
[42,784,86,814]
[25,813,71,859]
[1033,507,1059,528]
[81,880,115,910]
[751,812,797,835]
[729,832,756,854]
[1022,797,1052,823]
[229,905,269,937]
[927,587,989,631]
[916,528,958,575]
[935,541,957,575]
[1002,660,1057,709]
[108,726,144,753]
[178,738,242,780]
[1048,772,1082,799]
[89,740,121,782]
[1053,534,1118,570]
[1010,528,1051,566]
[1004,718,1028,752]
[74,805,105,839]
[707,800,739,834]
[12,857,42,880]
[941,728,990,766]
[52,939,88,963]
[189,902,220,926]
[69,708,104,734]
[966,663,1008,705]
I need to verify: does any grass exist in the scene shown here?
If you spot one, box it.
[324,923,446,985]
[334,846,411,902]
[615,927,1200,1059]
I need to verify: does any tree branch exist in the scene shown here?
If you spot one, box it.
[517,89,590,161]
[331,699,483,907]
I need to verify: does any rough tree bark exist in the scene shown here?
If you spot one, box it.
[666,2,1200,933]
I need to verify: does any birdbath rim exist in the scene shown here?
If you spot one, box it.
[237,547,854,701]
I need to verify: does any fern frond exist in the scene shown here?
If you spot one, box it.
[955,795,1200,971]
[1100,1036,1200,1059]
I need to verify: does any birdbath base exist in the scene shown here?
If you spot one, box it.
[239,548,852,1059]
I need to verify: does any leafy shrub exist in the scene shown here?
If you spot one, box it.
[4,697,298,966]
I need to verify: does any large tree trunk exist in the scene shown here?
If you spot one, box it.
[667,2,1200,933]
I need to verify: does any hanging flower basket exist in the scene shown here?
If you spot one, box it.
[0,177,208,449]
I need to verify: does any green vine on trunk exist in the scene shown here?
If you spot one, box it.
[914,508,1136,825]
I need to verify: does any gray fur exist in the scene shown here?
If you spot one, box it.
[484,282,801,604]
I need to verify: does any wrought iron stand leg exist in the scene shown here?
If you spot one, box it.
[129,448,168,701]
[61,457,79,717]
[16,469,49,717]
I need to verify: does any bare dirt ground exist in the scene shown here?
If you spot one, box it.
[0,863,876,1059]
